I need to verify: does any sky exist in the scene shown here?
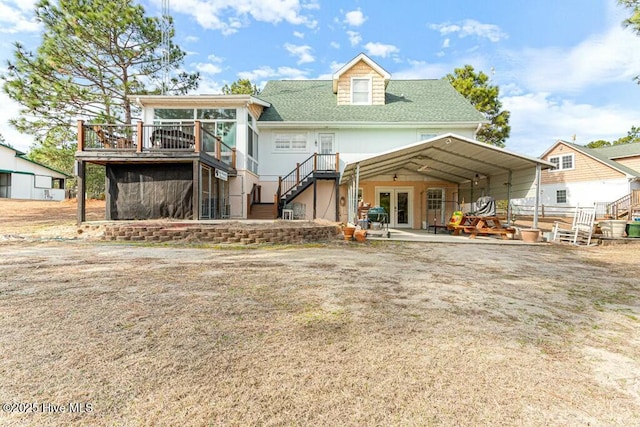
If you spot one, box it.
[0,0,639,157]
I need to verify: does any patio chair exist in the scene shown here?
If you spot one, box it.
[552,205,597,246]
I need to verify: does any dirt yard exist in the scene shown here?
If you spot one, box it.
[0,200,639,426]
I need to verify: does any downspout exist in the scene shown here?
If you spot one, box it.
[533,163,541,229]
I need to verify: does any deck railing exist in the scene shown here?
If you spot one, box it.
[606,189,640,219]
[77,120,236,169]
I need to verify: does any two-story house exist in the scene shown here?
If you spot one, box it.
[534,140,640,218]
[75,53,551,227]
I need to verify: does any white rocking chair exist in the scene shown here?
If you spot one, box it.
[552,205,597,246]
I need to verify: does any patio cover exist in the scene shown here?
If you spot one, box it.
[340,133,554,227]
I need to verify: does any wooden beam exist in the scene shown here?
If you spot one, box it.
[136,121,143,153]
[231,148,236,169]
[335,152,340,172]
[77,120,85,152]
[194,120,201,153]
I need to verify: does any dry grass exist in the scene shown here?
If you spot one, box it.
[0,201,639,426]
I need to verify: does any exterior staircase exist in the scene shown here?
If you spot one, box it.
[247,203,275,220]
[606,189,640,220]
[275,153,340,219]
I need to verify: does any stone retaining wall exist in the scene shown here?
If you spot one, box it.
[88,223,341,245]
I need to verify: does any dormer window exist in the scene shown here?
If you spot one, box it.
[351,77,372,105]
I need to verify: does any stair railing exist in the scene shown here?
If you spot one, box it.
[606,192,631,219]
[275,153,339,218]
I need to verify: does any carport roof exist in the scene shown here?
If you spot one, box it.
[340,133,554,184]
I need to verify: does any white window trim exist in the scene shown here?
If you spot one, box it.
[351,76,372,105]
[418,131,437,141]
[273,133,309,153]
[548,153,575,172]
[556,189,568,204]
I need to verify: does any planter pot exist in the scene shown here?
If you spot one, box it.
[599,220,627,238]
[520,228,541,243]
[354,229,367,242]
[343,226,356,241]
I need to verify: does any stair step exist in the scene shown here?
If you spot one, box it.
[248,203,275,220]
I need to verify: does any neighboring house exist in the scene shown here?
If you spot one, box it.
[0,142,68,201]
[75,53,552,227]
[529,140,640,217]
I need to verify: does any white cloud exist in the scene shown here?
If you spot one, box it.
[364,42,399,58]
[207,54,225,63]
[293,31,304,38]
[503,92,639,156]
[193,62,223,75]
[238,65,309,82]
[504,24,640,94]
[284,43,314,64]
[184,35,199,43]
[344,9,366,27]
[429,19,507,43]
[0,92,33,153]
[346,30,361,47]
[330,41,340,49]
[442,38,450,49]
[0,0,40,34]
[168,0,317,35]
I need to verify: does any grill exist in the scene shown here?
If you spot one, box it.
[366,206,390,238]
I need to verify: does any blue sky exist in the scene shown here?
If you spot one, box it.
[1,0,639,156]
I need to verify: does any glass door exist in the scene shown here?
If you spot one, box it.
[317,133,335,170]
[376,187,412,228]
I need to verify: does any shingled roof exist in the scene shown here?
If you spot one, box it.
[257,79,487,124]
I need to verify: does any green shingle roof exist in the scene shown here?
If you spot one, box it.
[593,141,640,159]
[257,79,487,123]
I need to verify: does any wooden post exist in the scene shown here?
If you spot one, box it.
[192,161,200,220]
[136,121,143,153]
[335,152,340,172]
[77,120,85,152]
[76,160,86,225]
[313,178,317,220]
[296,163,300,185]
[313,153,317,171]
[231,148,236,169]
[335,178,340,222]
[273,193,279,219]
[216,137,221,161]
[105,168,111,221]
[194,120,201,153]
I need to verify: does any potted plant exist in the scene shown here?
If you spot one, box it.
[342,224,356,241]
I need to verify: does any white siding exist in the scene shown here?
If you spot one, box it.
[258,127,477,181]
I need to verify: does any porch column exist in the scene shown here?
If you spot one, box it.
[533,163,541,229]
[76,160,86,225]
[192,161,200,220]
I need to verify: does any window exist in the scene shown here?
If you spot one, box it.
[247,115,258,174]
[274,133,307,151]
[549,154,574,171]
[419,133,437,141]
[556,190,567,203]
[351,78,371,104]
[153,107,237,153]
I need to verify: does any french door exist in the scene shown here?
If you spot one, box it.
[376,187,412,228]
